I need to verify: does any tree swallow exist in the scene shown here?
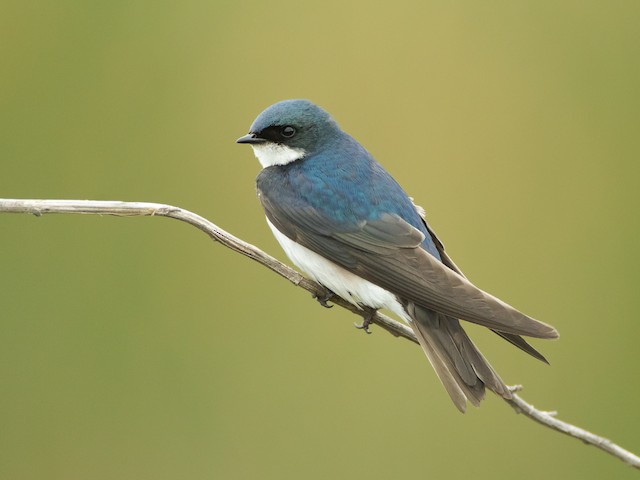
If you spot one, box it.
[237,99,559,412]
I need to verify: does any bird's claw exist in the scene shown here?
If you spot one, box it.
[354,320,372,334]
[354,307,377,334]
[313,288,334,308]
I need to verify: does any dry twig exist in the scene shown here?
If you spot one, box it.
[1,198,638,470]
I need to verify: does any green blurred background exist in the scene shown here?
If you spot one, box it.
[1,1,639,479]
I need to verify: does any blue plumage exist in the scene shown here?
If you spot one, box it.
[259,138,442,259]
[249,99,441,258]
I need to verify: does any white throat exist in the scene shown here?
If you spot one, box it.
[251,142,306,168]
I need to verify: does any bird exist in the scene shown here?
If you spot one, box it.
[237,99,559,412]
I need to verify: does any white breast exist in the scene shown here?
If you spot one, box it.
[266,218,409,321]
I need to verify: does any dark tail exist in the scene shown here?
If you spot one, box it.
[405,302,512,412]
[492,331,549,364]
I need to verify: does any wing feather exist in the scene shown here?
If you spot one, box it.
[260,190,558,339]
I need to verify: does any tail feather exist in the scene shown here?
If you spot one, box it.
[406,302,511,412]
[492,331,550,364]
[410,327,471,412]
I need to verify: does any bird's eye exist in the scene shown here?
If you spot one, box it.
[281,126,296,138]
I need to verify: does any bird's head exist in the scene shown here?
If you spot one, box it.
[237,99,339,168]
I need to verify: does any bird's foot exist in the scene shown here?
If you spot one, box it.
[354,307,377,334]
[312,288,334,308]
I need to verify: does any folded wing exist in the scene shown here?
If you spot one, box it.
[261,192,558,340]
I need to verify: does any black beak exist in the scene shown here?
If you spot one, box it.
[236,133,266,145]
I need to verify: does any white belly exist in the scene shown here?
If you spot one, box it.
[267,218,409,321]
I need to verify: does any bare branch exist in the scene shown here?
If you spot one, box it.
[505,388,640,468]
[1,198,638,470]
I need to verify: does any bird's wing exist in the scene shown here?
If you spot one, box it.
[413,202,551,362]
[261,193,558,339]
